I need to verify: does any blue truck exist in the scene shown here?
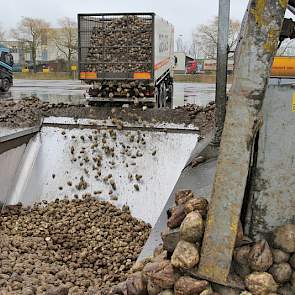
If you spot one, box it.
[0,44,13,92]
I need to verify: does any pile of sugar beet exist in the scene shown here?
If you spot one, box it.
[99,190,295,295]
[0,191,294,295]
[0,196,151,294]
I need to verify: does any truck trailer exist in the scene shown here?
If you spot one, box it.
[78,13,174,107]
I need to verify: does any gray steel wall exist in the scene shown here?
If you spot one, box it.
[249,81,295,238]
[0,144,27,205]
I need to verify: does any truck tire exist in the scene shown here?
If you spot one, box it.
[162,83,167,108]
[167,83,173,108]
[155,87,159,108]
[0,78,11,92]
[157,83,166,108]
[168,83,173,101]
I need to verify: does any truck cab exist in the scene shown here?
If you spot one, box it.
[0,46,13,92]
[186,60,197,74]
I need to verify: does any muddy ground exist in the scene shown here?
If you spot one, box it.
[0,98,215,136]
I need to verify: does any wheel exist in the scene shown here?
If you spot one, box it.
[0,78,11,92]
[157,83,166,108]
[162,83,167,108]
[155,87,160,108]
[168,83,173,101]
[166,83,173,108]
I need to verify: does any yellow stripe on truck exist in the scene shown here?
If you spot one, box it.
[133,72,151,80]
[80,72,97,79]
[271,56,295,77]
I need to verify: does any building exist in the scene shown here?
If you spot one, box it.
[203,58,234,73]
[0,40,29,68]
[0,28,77,72]
[174,52,194,74]
[0,39,61,71]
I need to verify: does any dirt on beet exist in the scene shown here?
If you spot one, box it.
[0,97,215,136]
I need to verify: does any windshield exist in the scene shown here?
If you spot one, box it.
[0,52,13,66]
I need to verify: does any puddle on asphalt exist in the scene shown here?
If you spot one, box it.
[173,83,216,107]
[7,124,198,225]
[0,80,88,105]
[0,92,86,105]
[1,80,216,108]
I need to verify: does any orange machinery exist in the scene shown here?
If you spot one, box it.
[271,56,295,77]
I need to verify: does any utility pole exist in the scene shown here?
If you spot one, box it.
[212,0,230,146]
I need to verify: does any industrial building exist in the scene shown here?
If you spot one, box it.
[0,28,76,72]
[174,52,194,74]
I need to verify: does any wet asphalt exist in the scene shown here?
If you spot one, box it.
[0,79,216,107]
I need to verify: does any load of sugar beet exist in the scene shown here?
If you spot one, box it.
[99,190,295,295]
[85,15,154,100]
[86,15,152,73]
[88,80,155,101]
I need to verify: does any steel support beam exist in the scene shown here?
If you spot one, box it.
[197,0,288,285]
[212,0,230,146]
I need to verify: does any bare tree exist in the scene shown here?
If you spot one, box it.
[52,17,78,72]
[11,17,50,72]
[189,39,201,59]
[176,35,185,52]
[0,24,5,41]
[192,17,240,59]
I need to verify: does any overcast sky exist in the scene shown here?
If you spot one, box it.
[2,0,249,41]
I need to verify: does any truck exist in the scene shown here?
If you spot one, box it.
[78,13,174,107]
[174,52,186,74]
[0,45,13,92]
[186,60,198,74]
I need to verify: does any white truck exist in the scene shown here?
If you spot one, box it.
[174,52,186,74]
[78,13,174,107]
